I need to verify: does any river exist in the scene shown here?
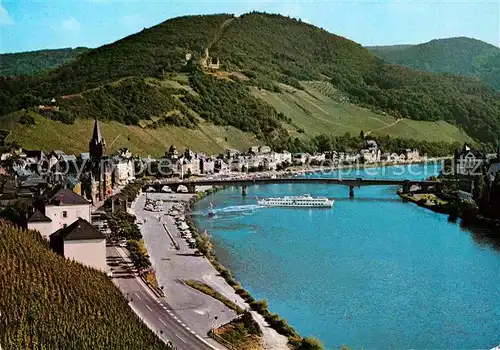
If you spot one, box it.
[193,163,500,349]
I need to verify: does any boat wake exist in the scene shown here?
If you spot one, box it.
[215,204,263,213]
[193,204,263,217]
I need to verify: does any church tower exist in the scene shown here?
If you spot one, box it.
[89,118,105,161]
[86,118,109,203]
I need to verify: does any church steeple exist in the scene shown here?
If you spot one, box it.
[89,118,105,160]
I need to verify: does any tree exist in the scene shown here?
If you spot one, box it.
[313,134,332,153]
[490,173,500,213]
[472,175,485,204]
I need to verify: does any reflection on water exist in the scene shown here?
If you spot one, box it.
[467,227,500,252]
[193,164,500,349]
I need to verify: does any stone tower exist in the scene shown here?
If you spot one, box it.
[89,118,105,161]
[86,118,110,203]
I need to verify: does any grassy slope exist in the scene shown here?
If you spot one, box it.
[253,81,473,143]
[7,74,472,156]
[4,113,260,156]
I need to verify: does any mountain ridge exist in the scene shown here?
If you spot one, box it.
[1,13,499,150]
[0,47,89,77]
[367,37,500,90]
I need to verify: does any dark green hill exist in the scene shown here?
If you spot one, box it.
[211,14,500,142]
[0,47,89,76]
[1,13,500,146]
[368,37,500,90]
[0,221,169,349]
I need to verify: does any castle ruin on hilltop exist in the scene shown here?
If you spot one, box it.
[200,48,220,70]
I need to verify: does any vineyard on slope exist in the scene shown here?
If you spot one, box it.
[0,221,169,349]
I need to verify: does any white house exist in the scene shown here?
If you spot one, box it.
[405,149,420,162]
[113,149,135,185]
[310,153,326,163]
[215,159,230,173]
[259,145,271,154]
[262,158,278,170]
[249,146,260,154]
[50,218,107,272]
[230,158,246,172]
[27,210,53,240]
[361,149,381,163]
[200,157,215,174]
[44,188,91,235]
[114,158,135,185]
[281,151,292,164]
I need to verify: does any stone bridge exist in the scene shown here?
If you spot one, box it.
[143,177,444,198]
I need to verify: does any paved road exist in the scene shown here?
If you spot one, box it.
[133,193,238,337]
[107,244,220,350]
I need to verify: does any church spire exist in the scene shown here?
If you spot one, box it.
[91,118,105,145]
[89,118,105,160]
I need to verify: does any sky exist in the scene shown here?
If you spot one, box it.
[0,0,499,53]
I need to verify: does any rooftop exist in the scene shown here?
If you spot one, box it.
[50,218,105,241]
[27,209,52,223]
[48,188,90,206]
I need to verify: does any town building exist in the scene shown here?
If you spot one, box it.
[27,209,53,239]
[214,159,230,173]
[200,156,215,174]
[165,144,179,162]
[454,144,487,176]
[48,150,65,170]
[112,148,135,186]
[83,118,113,202]
[262,157,278,170]
[405,149,420,162]
[42,188,91,237]
[49,218,107,272]
[293,153,310,165]
[225,149,240,159]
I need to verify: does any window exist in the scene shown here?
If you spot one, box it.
[62,211,67,218]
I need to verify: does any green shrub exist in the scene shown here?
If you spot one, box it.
[297,337,324,350]
[19,112,35,125]
[250,299,268,313]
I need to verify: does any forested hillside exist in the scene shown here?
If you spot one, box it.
[0,47,88,76]
[368,37,500,90]
[1,12,500,149]
[211,13,500,143]
[0,221,169,349]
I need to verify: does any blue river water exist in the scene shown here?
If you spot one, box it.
[193,164,500,349]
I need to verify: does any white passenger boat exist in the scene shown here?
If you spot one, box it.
[257,194,334,208]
